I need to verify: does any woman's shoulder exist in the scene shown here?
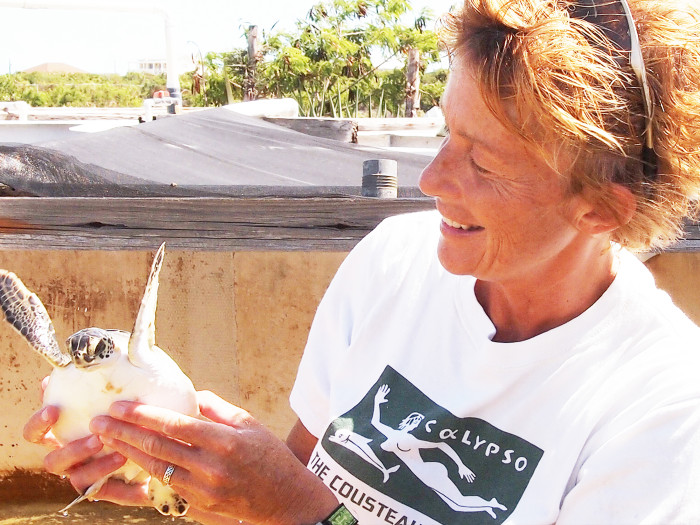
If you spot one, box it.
[607,252,700,395]
[616,250,700,335]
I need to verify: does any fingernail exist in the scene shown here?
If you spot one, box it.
[89,417,107,434]
[110,402,126,418]
[40,407,51,423]
[100,436,115,447]
[86,435,102,450]
[110,452,127,465]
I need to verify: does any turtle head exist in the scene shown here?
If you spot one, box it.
[66,328,120,369]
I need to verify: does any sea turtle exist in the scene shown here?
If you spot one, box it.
[0,243,198,517]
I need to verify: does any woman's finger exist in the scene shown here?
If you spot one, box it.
[196,390,251,427]
[96,434,196,496]
[43,434,105,475]
[64,451,128,494]
[23,405,61,448]
[83,476,151,508]
[91,416,241,509]
[90,414,202,471]
[104,401,229,450]
[40,375,50,400]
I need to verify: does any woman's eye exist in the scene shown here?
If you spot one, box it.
[471,157,491,175]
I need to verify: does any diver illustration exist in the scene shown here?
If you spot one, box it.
[329,385,508,519]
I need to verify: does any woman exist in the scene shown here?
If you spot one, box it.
[24,0,700,523]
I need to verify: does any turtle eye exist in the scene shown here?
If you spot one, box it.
[94,338,113,359]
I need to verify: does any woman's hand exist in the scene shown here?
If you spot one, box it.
[22,381,259,524]
[22,405,244,524]
[22,383,146,507]
[89,390,338,525]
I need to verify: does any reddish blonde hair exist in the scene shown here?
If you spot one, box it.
[440,0,700,251]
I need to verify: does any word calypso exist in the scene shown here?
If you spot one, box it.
[423,422,530,473]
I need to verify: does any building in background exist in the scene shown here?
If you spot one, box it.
[23,62,86,73]
[131,53,194,76]
[133,58,168,75]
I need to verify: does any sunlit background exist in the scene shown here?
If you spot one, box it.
[0,0,455,75]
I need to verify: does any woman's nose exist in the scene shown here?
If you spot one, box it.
[419,138,452,198]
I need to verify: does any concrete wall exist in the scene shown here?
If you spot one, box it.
[646,252,700,323]
[0,250,346,475]
[1,249,699,479]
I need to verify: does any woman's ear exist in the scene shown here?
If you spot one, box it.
[573,183,637,235]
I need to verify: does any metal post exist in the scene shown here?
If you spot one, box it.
[362,159,398,198]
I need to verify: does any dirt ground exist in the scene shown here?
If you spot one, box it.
[0,502,196,524]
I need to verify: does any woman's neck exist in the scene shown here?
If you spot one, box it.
[474,241,618,343]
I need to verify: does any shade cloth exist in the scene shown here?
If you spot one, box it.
[0,107,432,197]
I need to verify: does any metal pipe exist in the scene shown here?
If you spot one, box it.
[1,0,181,97]
[362,159,398,198]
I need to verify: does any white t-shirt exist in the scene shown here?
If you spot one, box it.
[290,211,700,525]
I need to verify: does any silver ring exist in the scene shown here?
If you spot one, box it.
[162,464,175,485]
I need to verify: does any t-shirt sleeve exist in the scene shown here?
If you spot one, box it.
[289,218,389,438]
[558,397,700,524]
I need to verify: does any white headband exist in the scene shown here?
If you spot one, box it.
[571,0,657,178]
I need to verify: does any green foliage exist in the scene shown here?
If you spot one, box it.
[0,0,447,115]
[178,50,249,107]
[256,0,445,117]
[0,71,166,107]
[420,68,448,112]
[179,0,447,116]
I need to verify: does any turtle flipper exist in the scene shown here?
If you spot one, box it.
[128,243,165,367]
[58,475,109,514]
[0,270,70,368]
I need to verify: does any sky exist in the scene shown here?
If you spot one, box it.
[0,0,456,75]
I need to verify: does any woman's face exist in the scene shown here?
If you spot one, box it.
[419,62,587,282]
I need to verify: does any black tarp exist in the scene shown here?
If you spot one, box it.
[0,107,433,197]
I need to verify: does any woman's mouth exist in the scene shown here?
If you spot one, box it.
[442,217,484,232]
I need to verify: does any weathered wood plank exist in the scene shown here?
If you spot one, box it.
[0,196,436,251]
[665,219,700,252]
[0,196,697,252]
[661,240,700,253]
[0,232,366,251]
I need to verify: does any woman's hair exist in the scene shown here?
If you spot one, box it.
[440,0,700,251]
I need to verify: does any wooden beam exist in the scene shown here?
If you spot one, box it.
[0,196,435,251]
[0,195,696,253]
[668,220,700,253]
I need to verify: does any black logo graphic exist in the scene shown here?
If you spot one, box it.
[320,366,544,524]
